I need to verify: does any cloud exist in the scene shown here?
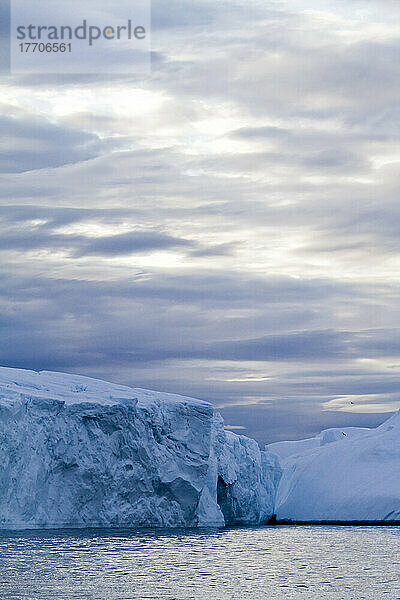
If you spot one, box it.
[190,242,239,257]
[219,404,394,445]
[0,0,9,72]
[0,0,399,442]
[199,330,350,361]
[0,225,195,258]
[0,105,101,173]
[79,230,194,257]
[0,204,138,227]
[151,0,217,30]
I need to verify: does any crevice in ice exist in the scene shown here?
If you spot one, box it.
[217,476,237,525]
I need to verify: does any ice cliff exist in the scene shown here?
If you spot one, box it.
[270,411,400,522]
[0,367,279,530]
[2,366,397,528]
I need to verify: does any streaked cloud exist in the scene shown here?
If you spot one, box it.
[0,0,399,441]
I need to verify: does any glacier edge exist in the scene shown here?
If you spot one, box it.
[0,367,280,530]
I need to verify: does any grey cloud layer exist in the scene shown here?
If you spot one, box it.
[0,0,399,441]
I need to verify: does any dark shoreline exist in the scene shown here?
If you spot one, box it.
[272,519,399,526]
[0,520,398,534]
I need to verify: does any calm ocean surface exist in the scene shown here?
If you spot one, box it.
[0,526,398,600]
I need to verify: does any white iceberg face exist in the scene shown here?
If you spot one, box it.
[274,411,400,522]
[200,415,281,527]
[0,367,278,530]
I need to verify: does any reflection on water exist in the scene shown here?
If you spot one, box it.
[0,525,399,599]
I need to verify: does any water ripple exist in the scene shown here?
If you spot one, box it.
[0,526,398,599]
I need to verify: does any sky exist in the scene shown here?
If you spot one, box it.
[0,0,399,444]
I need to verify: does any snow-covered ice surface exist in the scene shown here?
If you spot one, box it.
[274,411,400,522]
[0,367,279,530]
[267,426,370,460]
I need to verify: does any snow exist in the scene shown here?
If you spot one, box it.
[0,367,278,530]
[267,426,370,460]
[274,411,400,522]
[0,366,207,408]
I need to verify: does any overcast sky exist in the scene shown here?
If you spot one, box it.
[1,0,399,443]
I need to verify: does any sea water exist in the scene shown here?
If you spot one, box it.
[0,526,398,599]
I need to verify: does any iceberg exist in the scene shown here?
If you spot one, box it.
[1,366,397,528]
[273,411,400,523]
[267,426,370,460]
[0,367,279,530]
